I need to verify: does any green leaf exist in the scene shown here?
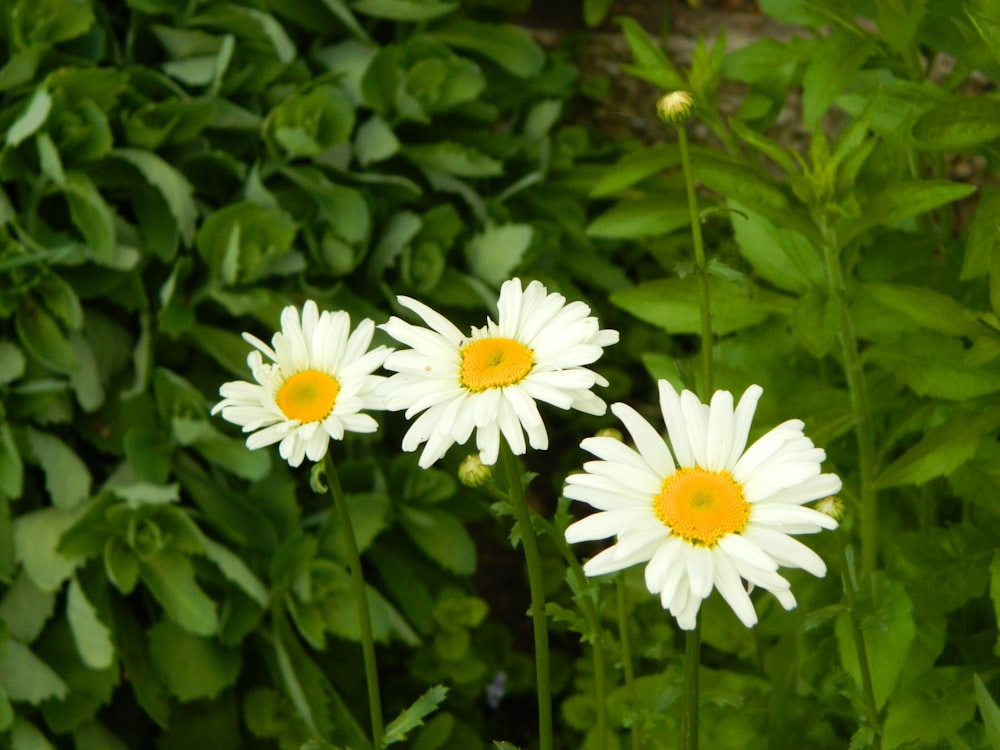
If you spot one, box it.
[882,667,976,750]
[611,276,794,335]
[12,0,95,47]
[790,290,839,358]
[195,202,298,285]
[103,540,139,594]
[63,172,116,264]
[66,578,113,669]
[801,31,874,130]
[465,224,531,287]
[399,507,476,575]
[975,674,1000,750]
[5,87,52,146]
[912,95,1000,150]
[15,297,77,375]
[140,552,218,636]
[866,333,1000,400]
[383,685,449,745]
[354,0,456,21]
[265,85,354,159]
[0,423,23,500]
[0,572,56,643]
[730,203,824,293]
[112,149,198,247]
[861,281,985,339]
[0,341,25,386]
[961,186,1000,281]
[69,332,103,412]
[0,684,10,732]
[835,574,916,709]
[589,144,679,197]
[14,506,85,592]
[147,619,240,702]
[616,16,684,89]
[425,19,543,78]
[26,427,91,509]
[10,717,56,749]
[354,114,400,166]
[404,142,502,177]
[848,180,977,240]
[0,639,68,704]
[200,536,268,607]
[587,198,689,239]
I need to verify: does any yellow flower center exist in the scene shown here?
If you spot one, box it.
[276,369,339,422]
[460,337,533,392]
[654,468,749,546]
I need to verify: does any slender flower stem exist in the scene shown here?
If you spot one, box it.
[838,538,881,748]
[676,124,714,395]
[679,615,701,750]
[324,454,384,749]
[616,578,642,750]
[499,440,553,750]
[819,222,879,577]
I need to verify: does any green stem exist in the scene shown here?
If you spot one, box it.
[679,616,701,750]
[676,124,714,396]
[818,223,879,577]
[839,538,881,748]
[324,454,384,749]
[617,578,642,750]
[500,441,553,750]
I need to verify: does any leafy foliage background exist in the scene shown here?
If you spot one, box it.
[1,0,1000,748]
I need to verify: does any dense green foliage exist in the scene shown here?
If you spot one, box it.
[2,0,1000,748]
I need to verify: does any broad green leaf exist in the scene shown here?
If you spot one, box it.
[876,409,1000,488]
[975,674,1000,750]
[425,19,543,78]
[406,56,484,114]
[0,46,45,92]
[12,0,94,47]
[14,506,85,591]
[912,95,1000,150]
[192,5,295,63]
[0,341,25,385]
[465,224,531,287]
[0,423,23,499]
[961,186,1000,280]
[866,333,1000,400]
[36,132,64,185]
[147,619,239,702]
[399,506,476,575]
[616,16,684,89]
[802,31,874,130]
[265,85,354,159]
[730,203,823,293]
[140,552,218,636]
[195,202,298,285]
[835,574,916,709]
[108,483,179,507]
[11,717,56,749]
[5,87,51,146]
[354,114,399,166]
[882,667,976,750]
[790,290,839,358]
[383,685,449,745]
[112,149,198,247]
[0,640,67,704]
[26,427,91,509]
[849,180,977,240]
[404,142,502,177]
[0,572,55,643]
[66,577,113,669]
[727,116,800,174]
[15,297,77,375]
[103,540,139,594]
[281,167,370,244]
[72,721,128,750]
[189,323,256,377]
[587,198,690,239]
[354,0,456,21]
[108,599,170,726]
[69,332,103,412]
[200,536,268,607]
[611,276,794,335]
[63,172,116,264]
[590,144,679,197]
[861,281,985,339]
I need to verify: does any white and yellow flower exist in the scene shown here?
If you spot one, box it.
[379,278,619,467]
[565,381,840,630]
[212,301,390,467]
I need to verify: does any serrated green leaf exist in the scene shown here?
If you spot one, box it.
[354,114,400,166]
[849,180,977,240]
[590,144,679,197]
[26,427,91,509]
[200,536,268,607]
[15,297,77,374]
[0,639,67,704]
[912,95,1000,150]
[425,19,543,78]
[5,87,51,146]
[866,333,1000,400]
[399,507,476,575]
[14,506,85,591]
[611,276,794,335]
[587,198,689,239]
[112,149,198,247]
[13,0,95,47]
[147,618,239,702]
[962,186,1000,281]
[140,552,218,636]
[66,577,113,669]
[465,224,531,287]
[802,31,874,130]
[63,172,116,263]
[882,667,976,750]
[861,281,984,338]
[383,685,449,745]
[0,572,55,643]
[0,341,25,386]
[730,203,823,293]
[404,142,502,177]
[10,716,56,749]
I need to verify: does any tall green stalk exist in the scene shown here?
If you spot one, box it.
[839,539,881,748]
[324,454,384,749]
[818,222,879,577]
[616,578,642,750]
[679,615,702,750]
[499,440,553,750]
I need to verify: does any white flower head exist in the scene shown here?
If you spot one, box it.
[565,381,841,630]
[211,301,391,468]
[379,278,619,468]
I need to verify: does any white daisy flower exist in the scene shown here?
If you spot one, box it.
[379,278,619,468]
[212,301,391,468]
[564,381,840,630]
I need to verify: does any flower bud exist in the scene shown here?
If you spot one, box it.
[594,427,624,442]
[656,90,695,125]
[459,454,494,488]
[816,495,845,523]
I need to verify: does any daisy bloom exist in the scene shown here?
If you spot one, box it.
[379,278,619,468]
[212,301,391,467]
[564,381,840,630]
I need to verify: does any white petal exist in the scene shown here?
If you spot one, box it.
[659,381,695,467]
[742,525,827,577]
[711,548,758,627]
[726,385,763,469]
[686,544,715,599]
[611,402,676,477]
[704,390,735,471]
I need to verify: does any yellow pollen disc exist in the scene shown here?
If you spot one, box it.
[654,468,749,546]
[460,337,533,392]
[276,370,339,423]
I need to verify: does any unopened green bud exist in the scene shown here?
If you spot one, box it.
[459,454,494,488]
[594,427,624,442]
[816,495,845,523]
[656,90,695,125]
